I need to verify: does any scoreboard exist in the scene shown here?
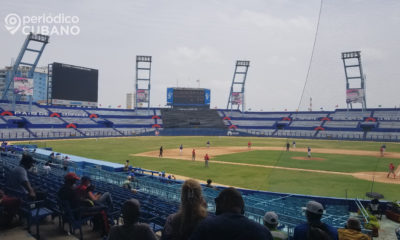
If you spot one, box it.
[51,62,98,107]
[167,88,210,107]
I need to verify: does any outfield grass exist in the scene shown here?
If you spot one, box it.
[26,136,400,200]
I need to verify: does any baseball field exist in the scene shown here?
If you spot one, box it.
[27,136,400,201]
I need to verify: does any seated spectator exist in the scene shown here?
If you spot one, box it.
[205,179,217,190]
[124,160,130,171]
[162,179,208,240]
[108,199,157,240]
[122,176,137,194]
[6,154,45,200]
[75,176,114,211]
[338,217,370,240]
[57,172,81,209]
[0,189,21,228]
[190,187,272,240]
[43,161,51,174]
[263,211,288,240]
[293,201,338,240]
[58,172,110,236]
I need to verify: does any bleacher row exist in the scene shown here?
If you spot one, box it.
[0,102,161,139]
[1,148,368,239]
[220,109,400,141]
[0,101,399,141]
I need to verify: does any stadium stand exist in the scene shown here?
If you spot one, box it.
[290,121,322,128]
[329,111,371,120]
[106,118,155,125]
[316,130,364,139]
[323,121,359,128]
[373,110,400,121]
[0,101,399,141]
[378,121,400,129]
[0,102,49,115]
[62,117,98,125]
[78,128,121,136]
[227,120,276,127]
[24,116,65,124]
[48,108,87,116]
[161,109,225,128]
[29,128,82,138]
[291,113,327,120]
[275,129,316,137]
[0,128,31,139]
[236,129,276,136]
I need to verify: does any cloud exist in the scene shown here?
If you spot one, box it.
[221,9,313,32]
[167,46,223,66]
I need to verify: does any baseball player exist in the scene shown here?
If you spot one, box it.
[204,153,209,168]
[387,163,396,179]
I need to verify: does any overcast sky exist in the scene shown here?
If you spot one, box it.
[1,0,399,111]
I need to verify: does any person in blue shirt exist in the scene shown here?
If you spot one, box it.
[293,201,338,240]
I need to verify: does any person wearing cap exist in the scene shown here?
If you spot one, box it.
[293,200,338,240]
[6,154,36,199]
[338,217,370,240]
[190,187,272,240]
[58,172,81,209]
[108,199,157,240]
[75,176,114,211]
[162,179,208,240]
[263,211,288,240]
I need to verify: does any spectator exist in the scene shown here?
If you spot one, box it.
[62,155,69,171]
[190,187,272,240]
[122,176,137,193]
[162,179,207,240]
[6,154,43,200]
[205,179,217,190]
[57,172,81,209]
[75,176,114,211]
[293,201,338,240]
[124,160,130,171]
[108,199,157,240]
[43,161,51,174]
[263,211,288,240]
[0,189,21,228]
[338,217,370,240]
[58,172,110,236]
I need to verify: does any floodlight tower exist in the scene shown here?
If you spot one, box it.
[226,60,250,112]
[135,56,152,109]
[2,33,49,111]
[341,51,367,110]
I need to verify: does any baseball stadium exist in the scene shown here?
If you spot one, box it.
[1,1,400,240]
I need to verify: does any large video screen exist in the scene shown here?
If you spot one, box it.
[52,62,98,102]
[173,88,205,105]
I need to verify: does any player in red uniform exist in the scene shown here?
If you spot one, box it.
[387,163,396,179]
[204,153,209,167]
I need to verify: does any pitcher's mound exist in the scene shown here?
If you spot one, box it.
[291,157,326,161]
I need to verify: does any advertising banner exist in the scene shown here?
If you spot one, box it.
[231,92,243,104]
[14,77,33,95]
[136,89,149,103]
[167,88,173,105]
[346,89,364,103]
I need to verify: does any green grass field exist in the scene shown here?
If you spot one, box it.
[27,136,400,201]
